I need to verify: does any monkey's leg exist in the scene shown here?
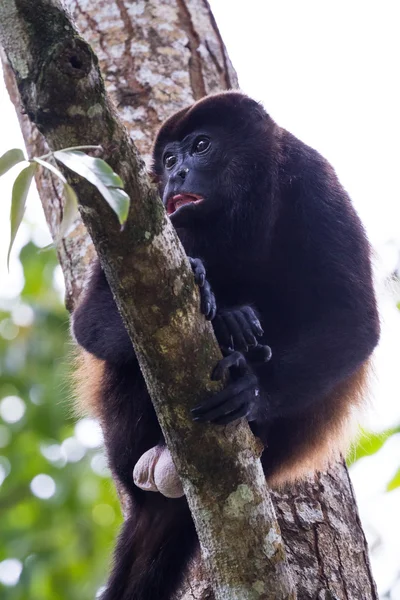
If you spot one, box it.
[101,494,196,600]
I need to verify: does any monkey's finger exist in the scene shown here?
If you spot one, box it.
[192,388,245,421]
[211,350,247,381]
[213,316,233,349]
[193,398,246,423]
[241,306,264,337]
[234,311,258,347]
[212,314,232,348]
[213,403,249,425]
[200,281,216,320]
[198,281,211,315]
[220,346,235,357]
[188,257,206,287]
[192,375,257,420]
[208,291,217,321]
[222,313,248,352]
[246,344,272,364]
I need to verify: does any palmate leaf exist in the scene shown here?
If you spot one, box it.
[5,148,128,269]
[33,157,67,183]
[33,158,79,241]
[58,183,79,239]
[0,148,25,176]
[7,163,37,269]
[54,150,130,225]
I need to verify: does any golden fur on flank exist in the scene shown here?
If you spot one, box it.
[72,349,105,419]
[72,343,372,488]
[268,359,372,487]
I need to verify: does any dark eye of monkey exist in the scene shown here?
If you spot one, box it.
[193,137,210,154]
[164,154,177,170]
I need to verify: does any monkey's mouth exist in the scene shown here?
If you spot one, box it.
[166,193,203,216]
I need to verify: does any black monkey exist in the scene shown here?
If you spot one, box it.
[72,92,380,600]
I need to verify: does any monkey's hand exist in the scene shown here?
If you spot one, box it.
[191,350,263,425]
[188,257,217,320]
[213,306,265,353]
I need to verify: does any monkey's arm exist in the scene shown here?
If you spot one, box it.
[72,257,217,362]
[258,309,377,421]
[71,260,134,363]
[257,159,380,421]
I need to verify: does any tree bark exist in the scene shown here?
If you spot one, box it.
[0,1,378,599]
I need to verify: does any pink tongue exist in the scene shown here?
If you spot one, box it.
[168,195,195,215]
[175,196,193,210]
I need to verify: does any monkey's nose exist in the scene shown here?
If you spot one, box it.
[177,167,189,180]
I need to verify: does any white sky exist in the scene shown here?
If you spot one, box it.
[1,0,400,595]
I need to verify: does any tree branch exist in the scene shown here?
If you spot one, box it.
[0,1,295,598]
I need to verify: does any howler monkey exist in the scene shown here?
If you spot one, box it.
[72,92,380,600]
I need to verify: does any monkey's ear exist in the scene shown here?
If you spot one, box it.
[237,95,268,122]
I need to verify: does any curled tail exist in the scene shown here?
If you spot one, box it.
[101,493,196,600]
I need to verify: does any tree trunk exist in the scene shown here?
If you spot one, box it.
[0,1,378,598]
[0,1,293,598]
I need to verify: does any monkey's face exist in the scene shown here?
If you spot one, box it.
[157,126,231,228]
[152,92,272,229]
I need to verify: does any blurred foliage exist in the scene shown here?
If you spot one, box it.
[347,426,400,467]
[387,467,400,493]
[346,287,400,491]
[0,241,121,600]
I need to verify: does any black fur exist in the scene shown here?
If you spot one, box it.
[72,92,380,599]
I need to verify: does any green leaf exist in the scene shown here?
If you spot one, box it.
[387,468,400,492]
[105,187,130,225]
[58,184,79,240]
[347,426,400,466]
[7,163,37,269]
[0,148,25,176]
[54,151,124,188]
[53,150,129,225]
[34,158,79,241]
[33,157,67,184]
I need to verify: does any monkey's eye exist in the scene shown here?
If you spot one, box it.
[193,137,210,154]
[164,154,177,170]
